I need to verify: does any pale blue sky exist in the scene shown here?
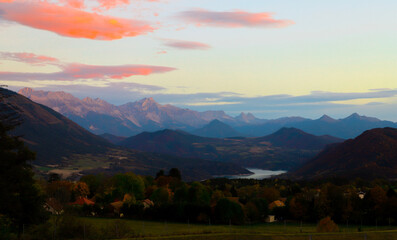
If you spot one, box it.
[0,0,396,120]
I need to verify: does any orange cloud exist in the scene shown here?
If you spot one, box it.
[0,1,154,40]
[178,9,294,28]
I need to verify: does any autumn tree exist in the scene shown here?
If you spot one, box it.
[317,216,339,232]
[46,180,73,205]
[73,182,90,198]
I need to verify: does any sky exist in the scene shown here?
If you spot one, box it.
[0,0,396,120]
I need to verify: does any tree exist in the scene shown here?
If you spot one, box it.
[317,217,339,232]
[73,182,90,198]
[150,187,170,205]
[0,114,47,234]
[188,182,211,206]
[169,168,182,180]
[112,173,145,200]
[214,198,244,224]
[46,180,73,205]
[155,170,165,179]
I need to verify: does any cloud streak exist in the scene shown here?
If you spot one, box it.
[163,39,211,50]
[0,52,60,66]
[0,1,154,40]
[0,64,176,81]
[177,9,294,28]
[0,52,176,81]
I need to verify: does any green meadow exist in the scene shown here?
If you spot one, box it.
[74,217,397,240]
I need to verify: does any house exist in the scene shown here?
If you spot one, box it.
[266,215,276,223]
[268,200,285,210]
[44,198,63,215]
[70,196,95,206]
[142,199,154,209]
[358,191,366,200]
[110,201,124,214]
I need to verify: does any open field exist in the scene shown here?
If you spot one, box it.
[78,217,397,240]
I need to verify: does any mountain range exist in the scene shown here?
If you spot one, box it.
[3,87,397,181]
[119,127,343,170]
[18,88,397,139]
[192,119,243,138]
[291,127,397,180]
[236,114,397,139]
[0,88,250,181]
[18,88,256,137]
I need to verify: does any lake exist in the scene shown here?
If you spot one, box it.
[215,168,287,180]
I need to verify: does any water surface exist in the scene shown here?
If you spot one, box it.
[217,168,287,180]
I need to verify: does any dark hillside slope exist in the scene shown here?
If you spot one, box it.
[120,127,343,170]
[257,127,343,150]
[291,127,397,179]
[120,129,222,156]
[0,88,113,165]
[192,119,242,138]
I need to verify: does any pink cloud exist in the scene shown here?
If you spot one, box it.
[164,40,211,50]
[96,0,130,10]
[0,1,154,40]
[0,52,176,81]
[0,64,176,81]
[157,50,167,55]
[64,63,175,79]
[0,52,60,66]
[178,9,294,28]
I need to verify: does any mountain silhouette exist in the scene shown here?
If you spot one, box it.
[291,127,397,179]
[192,119,242,138]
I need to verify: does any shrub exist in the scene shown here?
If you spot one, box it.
[317,216,339,232]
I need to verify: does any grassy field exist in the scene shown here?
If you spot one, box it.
[78,217,397,240]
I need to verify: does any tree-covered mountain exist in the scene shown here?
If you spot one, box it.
[192,119,243,138]
[257,127,343,150]
[291,127,397,179]
[120,127,343,170]
[1,87,113,165]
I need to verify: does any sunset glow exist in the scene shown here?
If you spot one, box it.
[0,0,396,120]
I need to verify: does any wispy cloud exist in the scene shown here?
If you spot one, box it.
[0,51,176,81]
[163,39,211,50]
[0,52,60,66]
[95,0,130,11]
[177,9,294,28]
[0,1,154,40]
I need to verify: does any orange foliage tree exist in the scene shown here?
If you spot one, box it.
[317,216,339,232]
